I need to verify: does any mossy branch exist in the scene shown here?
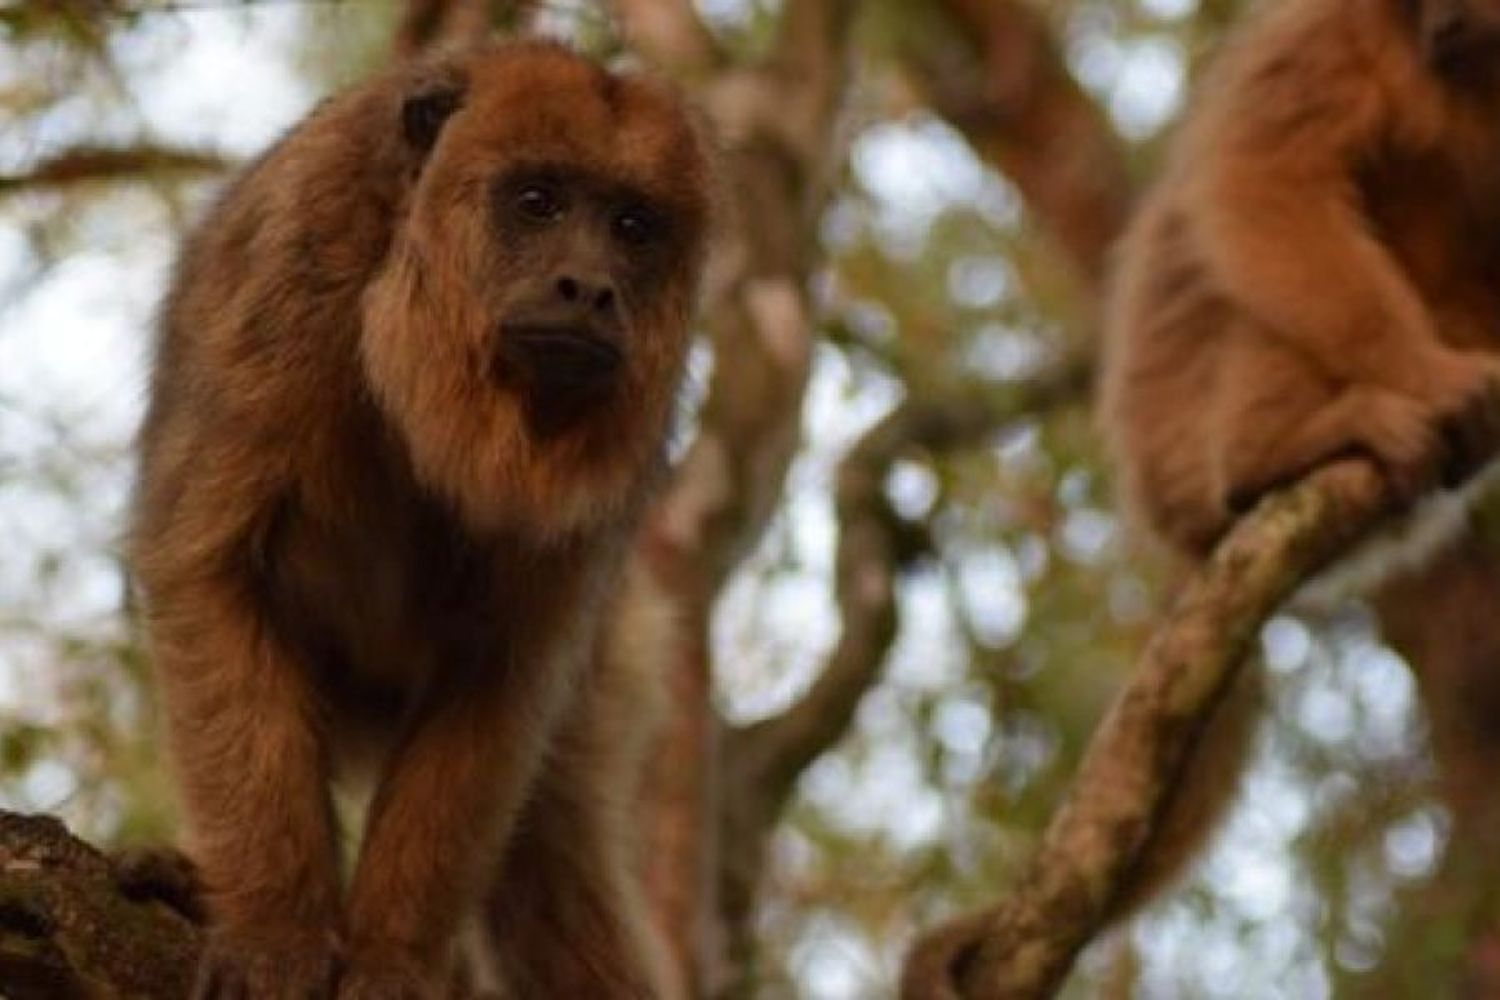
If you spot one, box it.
[902,460,1392,999]
[0,812,202,999]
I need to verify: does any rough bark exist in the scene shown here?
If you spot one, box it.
[0,811,202,999]
[901,460,1396,999]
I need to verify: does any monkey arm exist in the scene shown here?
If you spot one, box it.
[343,644,581,977]
[1193,164,1454,394]
[1187,31,1461,396]
[488,755,680,999]
[485,599,683,998]
[145,572,343,943]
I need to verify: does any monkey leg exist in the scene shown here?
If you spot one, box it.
[482,669,681,1000]
[146,579,344,999]
[1104,313,1228,557]
[484,568,680,1000]
[484,764,678,999]
[1211,328,1448,520]
[341,651,581,998]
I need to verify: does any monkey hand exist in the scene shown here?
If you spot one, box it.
[337,952,442,1000]
[1343,356,1500,508]
[1410,353,1500,490]
[192,930,342,1000]
[111,845,205,924]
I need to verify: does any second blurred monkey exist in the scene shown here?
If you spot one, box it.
[1101,0,1500,909]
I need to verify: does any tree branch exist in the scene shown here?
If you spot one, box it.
[902,0,1132,287]
[715,361,1091,992]
[728,362,1092,808]
[0,812,201,999]
[0,146,228,198]
[607,0,721,76]
[621,0,859,987]
[392,0,534,58]
[647,0,859,596]
[901,459,1396,999]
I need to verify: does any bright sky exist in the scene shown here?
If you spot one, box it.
[0,9,316,721]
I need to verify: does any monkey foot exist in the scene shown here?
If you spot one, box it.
[192,934,341,1000]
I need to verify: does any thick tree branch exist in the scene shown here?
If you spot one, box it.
[619,0,858,988]
[392,0,534,57]
[608,0,721,76]
[0,812,201,999]
[0,146,227,198]
[714,362,1091,993]
[648,0,858,596]
[902,0,1132,286]
[901,459,1395,999]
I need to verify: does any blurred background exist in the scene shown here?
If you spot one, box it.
[3,0,1498,996]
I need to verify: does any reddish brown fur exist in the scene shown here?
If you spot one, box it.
[1104,0,1500,559]
[131,41,708,998]
[1100,0,1500,913]
[483,563,683,998]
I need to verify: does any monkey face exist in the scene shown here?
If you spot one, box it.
[361,43,712,539]
[1421,0,1500,77]
[487,164,684,436]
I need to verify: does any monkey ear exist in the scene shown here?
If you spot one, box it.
[401,85,464,152]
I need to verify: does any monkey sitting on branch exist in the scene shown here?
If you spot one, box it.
[901,2,1500,995]
[131,41,711,998]
[1099,0,1500,916]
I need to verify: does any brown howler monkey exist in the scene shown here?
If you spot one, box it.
[1099,0,1500,911]
[131,41,710,998]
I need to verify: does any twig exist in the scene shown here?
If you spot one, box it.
[0,146,228,198]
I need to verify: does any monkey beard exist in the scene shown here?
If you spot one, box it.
[360,237,677,544]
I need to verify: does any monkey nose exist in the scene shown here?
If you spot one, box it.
[554,274,619,317]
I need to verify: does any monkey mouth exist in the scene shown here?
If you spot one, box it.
[1427,33,1500,80]
[498,325,623,391]
[495,324,624,435]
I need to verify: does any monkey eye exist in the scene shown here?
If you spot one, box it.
[516,183,565,222]
[612,206,662,247]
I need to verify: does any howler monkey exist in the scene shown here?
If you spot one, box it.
[1100,0,1500,912]
[132,41,710,998]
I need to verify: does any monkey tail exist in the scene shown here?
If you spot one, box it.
[1106,658,1265,920]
